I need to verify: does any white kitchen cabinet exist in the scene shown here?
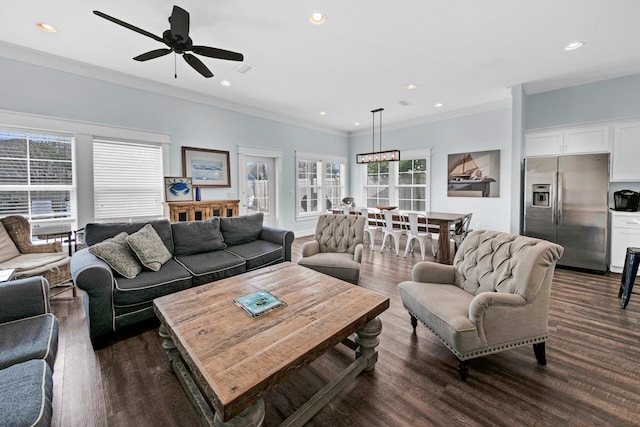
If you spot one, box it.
[525,125,610,157]
[610,211,640,273]
[611,121,640,181]
[525,130,563,156]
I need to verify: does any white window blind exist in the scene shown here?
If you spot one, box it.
[93,139,163,221]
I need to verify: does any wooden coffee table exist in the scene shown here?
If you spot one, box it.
[153,262,389,426]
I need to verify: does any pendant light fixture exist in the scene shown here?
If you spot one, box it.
[356,108,400,164]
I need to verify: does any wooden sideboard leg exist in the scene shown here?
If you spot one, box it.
[355,316,383,372]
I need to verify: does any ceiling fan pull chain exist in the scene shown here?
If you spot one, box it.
[174,53,177,79]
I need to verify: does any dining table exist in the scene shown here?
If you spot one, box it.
[425,211,468,264]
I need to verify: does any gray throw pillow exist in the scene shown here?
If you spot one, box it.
[89,232,142,279]
[126,224,173,271]
[220,213,264,246]
[171,219,227,256]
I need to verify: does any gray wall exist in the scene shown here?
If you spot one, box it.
[0,57,349,234]
[349,108,513,233]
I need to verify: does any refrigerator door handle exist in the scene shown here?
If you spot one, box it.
[557,171,563,224]
[552,171,557,224]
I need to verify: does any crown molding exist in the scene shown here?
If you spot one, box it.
[0,41,349,137]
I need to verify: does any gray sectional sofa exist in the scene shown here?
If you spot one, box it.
[0,276,58,427]
[70,213,294,347]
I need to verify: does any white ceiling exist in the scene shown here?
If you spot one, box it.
[2,0,640,134]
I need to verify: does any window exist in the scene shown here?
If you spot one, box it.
[0,128,75,229]
[296,152,346,217]
[93,139,163,222]
[363,149,430,212]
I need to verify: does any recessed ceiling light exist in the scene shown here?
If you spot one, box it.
[354,122,360,126]
[310,12,326,25]
[36,23,58,33]
[434,103,444,108]
[319,111,327,116]
[219,80,231,87]
[564,41,585,51]
[406,84,418,90]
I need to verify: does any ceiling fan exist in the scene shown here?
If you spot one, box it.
[93,5,244,78]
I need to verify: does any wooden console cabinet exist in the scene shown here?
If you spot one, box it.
[165,200,239,222]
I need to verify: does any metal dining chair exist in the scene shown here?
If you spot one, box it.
[380,210,406,256]
[433,212,473,255]
[361,207,382,250]
[403,212,435,260]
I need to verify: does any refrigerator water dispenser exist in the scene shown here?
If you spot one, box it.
[532,184,550,207]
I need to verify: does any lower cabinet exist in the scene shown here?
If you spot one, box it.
[610,211,640,273]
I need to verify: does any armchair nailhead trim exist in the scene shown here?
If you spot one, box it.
[403,304,547,361]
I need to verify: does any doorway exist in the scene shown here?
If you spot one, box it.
[238,147,281,228]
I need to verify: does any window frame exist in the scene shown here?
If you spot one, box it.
[0,126,77,231]
[295,151,346,220]
[362,148,431,212]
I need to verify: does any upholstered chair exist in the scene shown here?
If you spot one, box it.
[398,230,564,380]
[0,215,73,294]
[298,214,365,284]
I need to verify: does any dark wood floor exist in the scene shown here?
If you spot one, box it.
[50,235,640,426]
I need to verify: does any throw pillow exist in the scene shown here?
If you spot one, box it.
[0,222,21,263]
[89,232,142,279]
[126,224,173,271]
[171,219,227,256]
[220,213,264,246]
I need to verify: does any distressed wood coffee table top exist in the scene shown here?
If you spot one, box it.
[153,262,390,423]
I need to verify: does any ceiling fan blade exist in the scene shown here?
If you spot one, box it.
[133,48,172,61]
[93,10,164,44]
[192,45,244,61]
[169,6,190,43]
[183,53,213,78]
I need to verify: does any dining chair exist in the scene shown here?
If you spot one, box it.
[342,206,351,215]
[361,207,382,250]
[380,210,406,256]
[403,212,435,260]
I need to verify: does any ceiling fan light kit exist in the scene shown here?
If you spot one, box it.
[356,108,401,164]
[93,5,244,79]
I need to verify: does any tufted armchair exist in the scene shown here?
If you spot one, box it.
[298,214,365,284]
[398,230,563,380]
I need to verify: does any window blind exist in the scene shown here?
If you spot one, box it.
[93,139,163,221]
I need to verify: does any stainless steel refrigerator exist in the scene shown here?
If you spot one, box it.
[524,153,609,271]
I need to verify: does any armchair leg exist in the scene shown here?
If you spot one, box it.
[457,358,469,381]
[410,314,417,330]
[533,342,547,365]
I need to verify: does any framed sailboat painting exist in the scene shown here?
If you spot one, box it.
[447,150,500,198]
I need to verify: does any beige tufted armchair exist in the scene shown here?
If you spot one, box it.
[298,214,365,284]
[398,230,564,380]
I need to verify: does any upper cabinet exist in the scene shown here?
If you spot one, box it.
[611,121,640,181]
[525,125,610,157]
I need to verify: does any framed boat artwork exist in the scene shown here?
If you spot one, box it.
[447,150,500,197]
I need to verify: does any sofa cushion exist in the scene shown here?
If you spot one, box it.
[89,232,142,279]
[175,250,246,287]
[0,221,20,263]
[126,224,173,272]
[0,359,53,427]
[225,240,284,271]
[220,213,264,245]
[0,313,58,370]
[84,220,174,253]
[112,259,193,307]
[171,219,227,256]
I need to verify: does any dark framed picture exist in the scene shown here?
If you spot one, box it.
[447,150,500,198]
[164,177,193,202]
[182,146,231,188]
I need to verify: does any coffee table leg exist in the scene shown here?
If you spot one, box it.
[355,316,383,372]
[213,398,265,427]
[158,324,180,372]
